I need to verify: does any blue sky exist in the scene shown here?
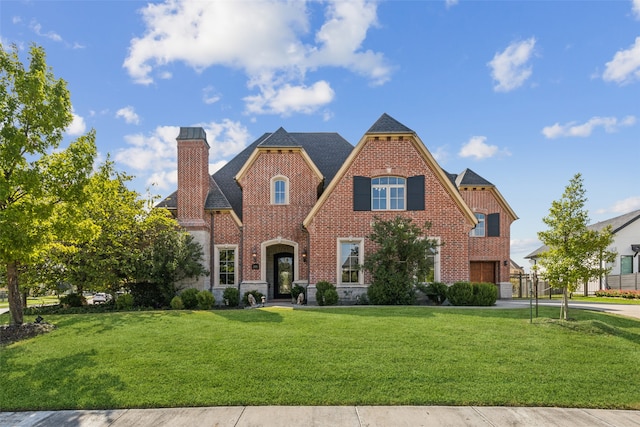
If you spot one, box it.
[2,0,640,270]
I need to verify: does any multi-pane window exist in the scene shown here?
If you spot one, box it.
[339,240,361,284]
[424,246,437,283]
[372,177,405,210]
[470,213,485,237]
[621,255,634,274]
[271,176,288,205]
[219,248,235,285]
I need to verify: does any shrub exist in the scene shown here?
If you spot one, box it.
[316,281,338,306]
[197,290,215,310]
[180,288,200,309]
[291,284,305,302]
[170,296,184,309]
[447,282,474,306]
[425,282,449,305]
[472,282,498,306]
[116,293,134,310]
[60,293,86,307]
[128,281,171,308]
[223,287,240,307]
[243,290,264,306]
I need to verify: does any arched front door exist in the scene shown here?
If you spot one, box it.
[274,252,294,299]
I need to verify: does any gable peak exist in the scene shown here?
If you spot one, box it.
[259,127,301,147]
[366,113,415,134]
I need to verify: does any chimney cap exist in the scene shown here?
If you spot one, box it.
[177,127,208,142]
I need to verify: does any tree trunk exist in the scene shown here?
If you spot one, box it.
[6,261,24,325]
[561,286,569,321]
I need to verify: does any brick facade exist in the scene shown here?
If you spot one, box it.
[162,114,517,303]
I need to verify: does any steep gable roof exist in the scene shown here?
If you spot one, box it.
[366,113,415,134]
[304,113,477,227]
[525,208,640,259]
[453,168,518,221]
[157,129,353,222]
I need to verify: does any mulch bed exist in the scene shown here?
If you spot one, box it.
[0,322,57,346]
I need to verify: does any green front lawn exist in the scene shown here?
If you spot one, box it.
[0,295,60,309]
[1,306,639,410]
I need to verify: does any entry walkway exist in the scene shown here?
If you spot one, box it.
[2,405,640,427]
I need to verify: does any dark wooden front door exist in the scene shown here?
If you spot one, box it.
[470,261,496,283]
[274,253,293,299]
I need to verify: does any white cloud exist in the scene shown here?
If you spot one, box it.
[202,86,221,105]
[123,0,390,115]
[595,197,640,215]
[244,80,335,116]
[488,38,536,92]
[542,115,636,139]
[633,0,640,19]
[115,120,251,190]
[459,136,510,160]
[603,36,640,85]
[66,112,86,136]
[29,20,62,42]
[115,106,140,125]
[432,145,450,164]
[445,0,459,8]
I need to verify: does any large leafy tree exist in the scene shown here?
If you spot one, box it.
[0,44,97,325]
[537,173,615,320]
[364,216,440,305]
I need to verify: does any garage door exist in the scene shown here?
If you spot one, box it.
[470,261,496,283]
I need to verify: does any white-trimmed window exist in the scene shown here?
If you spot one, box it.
[424,237,441,282]
[215,245,238,286]
[338,238,364,285]
[470,213,485,237]
[372,177,406,210]
[271,176,289,205]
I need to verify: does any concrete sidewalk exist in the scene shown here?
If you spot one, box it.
[2,406,640,427]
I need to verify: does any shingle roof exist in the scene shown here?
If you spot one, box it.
[366,113,415,134]
[525,209,640,259]
[455,168,495,187]
[258,127,301,147]
[157,129,354,221]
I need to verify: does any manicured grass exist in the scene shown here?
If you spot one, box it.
[1,306,639,410]
[523,295,640,305]
[0,295,60,309]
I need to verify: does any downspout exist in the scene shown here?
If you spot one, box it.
[209,212,214,292]
[302,223,311,288]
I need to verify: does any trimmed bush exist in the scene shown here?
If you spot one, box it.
[425,282,448,305]
[170,296,184,309]
[223,287,240,307]
[291,284,305,301]
[116,293,134,310]
[180,288,199,309]
[447,281,474,306]
[473,282,498,306]
[316,281,338,306]
[60,293,86,307]
[197,290,215,310]
[243,290,264,306]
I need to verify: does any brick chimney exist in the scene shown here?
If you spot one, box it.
[176,127,210,230]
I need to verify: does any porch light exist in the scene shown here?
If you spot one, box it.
[302,248,308,262]
[252,247,257,263]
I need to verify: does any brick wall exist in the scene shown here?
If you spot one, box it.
[460,188,514,283]
[238,149,320,283]
[306,136,474,286]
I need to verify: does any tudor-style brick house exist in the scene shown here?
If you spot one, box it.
[158,114,518,304]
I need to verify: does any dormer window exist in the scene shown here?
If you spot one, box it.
[271,175,289,205]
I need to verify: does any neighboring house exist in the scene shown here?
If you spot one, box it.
[525,209,640,294]
[158,114,518,304]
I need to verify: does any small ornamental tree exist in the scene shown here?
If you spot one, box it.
[364,216,441,305]
[537,174,615,320]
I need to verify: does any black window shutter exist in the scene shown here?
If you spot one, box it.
[487,213,500,237]
[353,176,371,211]
[407,175,425,211]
